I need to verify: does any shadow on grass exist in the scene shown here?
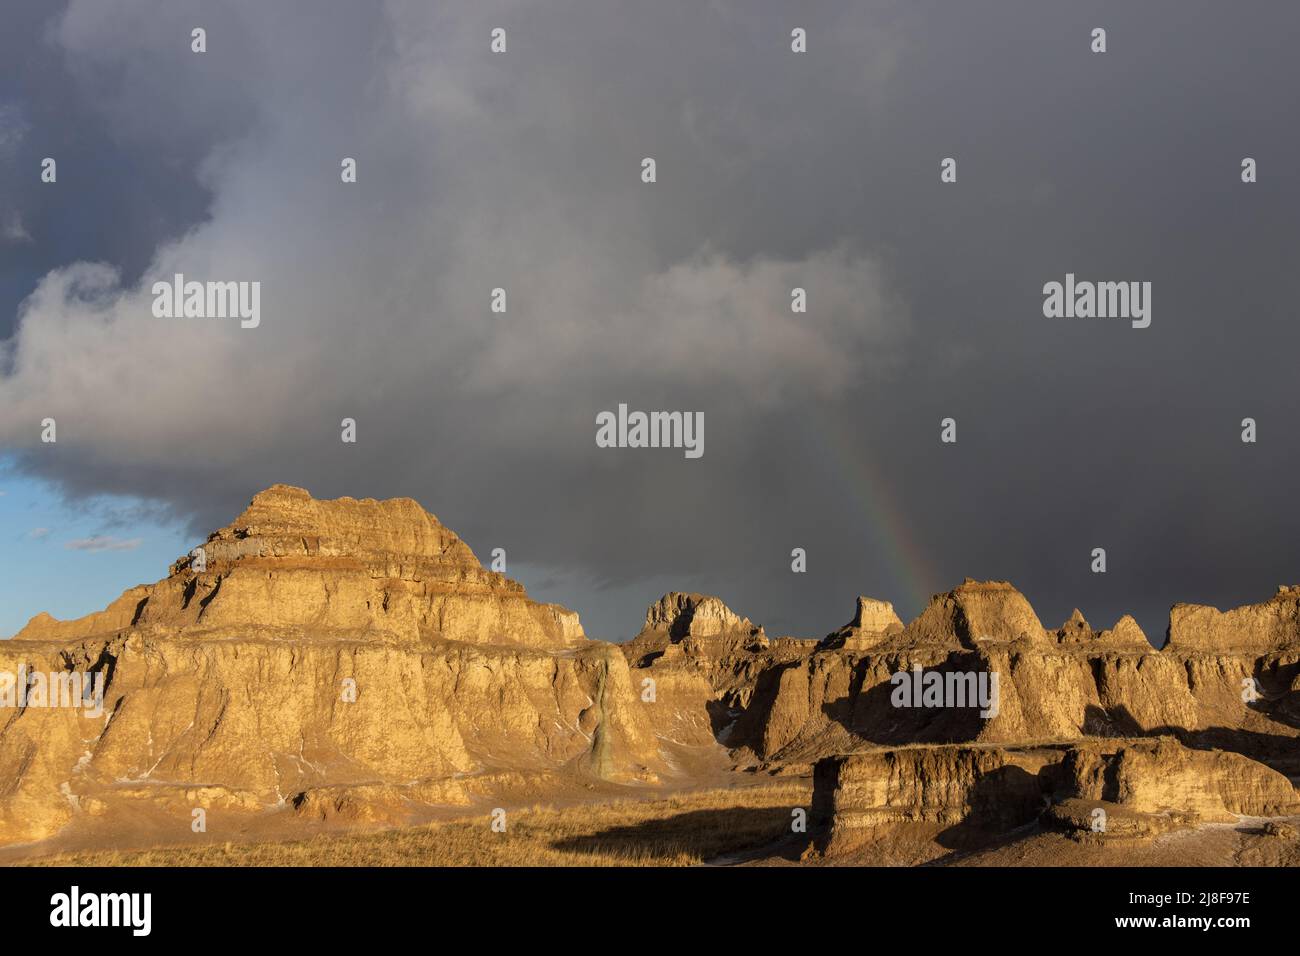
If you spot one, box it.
[548,806,802,863]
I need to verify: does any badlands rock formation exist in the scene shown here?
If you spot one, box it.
[0,486,663,844]
[624,578,1300,860]
[630,578,1300,768]
[1,486,1296,863]
[813,739,1300,856]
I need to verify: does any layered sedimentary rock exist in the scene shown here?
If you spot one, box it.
[620,592,819,750]
[1042,736,1300,843]
[626,579,1300,774]
[1059,739,1300,821]
[904,578,1049,647]
[1166,586,1300,653]
[640,592,756,642]
[18,484,583,649]
[813,738,1300,855]
[812,744,1057,842]
[621,578,1299,862]
[819,597,904,651]
[0,486,661,844]
[4,488,1299,859]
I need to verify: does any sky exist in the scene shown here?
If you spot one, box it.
[0,467,189,634]
[1,0,1298,643]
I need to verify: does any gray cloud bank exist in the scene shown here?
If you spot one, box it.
[2,0,1299,641]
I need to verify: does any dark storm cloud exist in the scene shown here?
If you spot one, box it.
[2,0,1297,643]
[0,0,258,338]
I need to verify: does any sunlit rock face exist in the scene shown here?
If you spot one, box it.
[0,486,659,845]
[3,489,1298,860]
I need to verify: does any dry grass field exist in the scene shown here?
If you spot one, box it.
[27,781,813,867]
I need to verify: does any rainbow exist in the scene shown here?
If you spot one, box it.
[802,413,939,622]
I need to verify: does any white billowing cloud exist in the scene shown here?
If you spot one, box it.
[0,0,917,636]
[5,0,1300,644]
[0,2,908,491]
[0,260,281,467]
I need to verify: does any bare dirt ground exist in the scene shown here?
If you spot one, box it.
[14,776,812,867]
[11,768,1298,868]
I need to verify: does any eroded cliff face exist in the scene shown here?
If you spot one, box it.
[0,486,661,844]
[620,580,1300,860]
[1167,586,1300,653]
[18,485,583,649]
[627,580,1300,775]
[813,738,1300,856]
[812,744,1060,853]
[621,592,820,751]
[1060,738,1300,820]
[3,490,1297,857]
